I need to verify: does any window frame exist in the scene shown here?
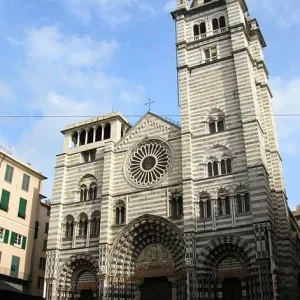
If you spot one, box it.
[4,164,14,183]
[0,228,4,242]
[21,174,30,192]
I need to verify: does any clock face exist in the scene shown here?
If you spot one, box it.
[125,139,172,188]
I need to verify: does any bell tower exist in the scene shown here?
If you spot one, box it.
[172,0,299,299]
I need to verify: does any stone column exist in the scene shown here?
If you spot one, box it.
[101,125,104,141]
[231,196,236,227]
[212,199,217,230]
[268,226,278,299]
[86,220,91,247]
[76,131,80,147]
[85,129,88,145]
[93,126,97,142]
[72,221,78,248]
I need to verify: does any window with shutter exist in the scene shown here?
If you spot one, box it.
[4,229,10,244]
[0,228,4,242]
[45,222,49,234]
[21,174,30,192]
[34,221,39,239]
[0,189,10,211]
[22,236,27,250]
[10,256,20,278]
[4,165,14,183]
[18,198,27,219]
[10,232,15,245]
[43,240,47,252]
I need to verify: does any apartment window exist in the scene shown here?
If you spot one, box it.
[47,207,50,216]
[10,256,20,278]
[39,257,46,270]
[18,198,27,219]
[38,277,44,290]
[42,239,47,252]
[45,222,49,234]
[0,189,10,211]
[22,174,30,192]
[204,46,217,62]
[4,165,14,183]
[82,149,96,163]
[0,228,10,244]
[10,232,27,249]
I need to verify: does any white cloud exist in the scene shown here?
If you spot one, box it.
[57,0,156,26]
[248,0,300,29]
[26,26,118,67]
[1,25,147,198]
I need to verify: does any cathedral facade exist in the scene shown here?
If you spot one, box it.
[45,0,300,299]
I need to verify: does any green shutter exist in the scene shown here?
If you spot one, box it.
[4,229,9,244]
[21,236,27,250]
[10,256,20,278]
[45,222,49,234]
[0,189,10,211]
[43,240,47,252]
[18,198,27,218]
[10,232,15,245]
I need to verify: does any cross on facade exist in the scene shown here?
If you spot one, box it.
[145,98,154,111]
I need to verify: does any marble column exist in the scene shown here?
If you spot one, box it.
[86,220,91,247]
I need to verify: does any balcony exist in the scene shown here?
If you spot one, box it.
[0,266,31,281]
[190,27,228,42]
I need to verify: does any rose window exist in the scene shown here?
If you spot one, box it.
[125,139,171,187]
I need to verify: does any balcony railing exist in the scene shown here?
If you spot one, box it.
[191,27,228,42]
[0,266,31,281]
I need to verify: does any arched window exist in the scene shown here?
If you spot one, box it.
[95,126,102,142]
[225,196,231,215]
[213,161,219,176]
[87,128,94,144]
[221,160,226,175]
[93,186,98,200]
[218,197,223,216]
[217,118,225,132]
[88,184,97,200]
[115,200,126,225]
[80,185,87,201]
[193,24,199,36]
[212,18,219,30]
[200,22,206,34]
[207,199,212,218]
[236,194,243,213]
[245,193,251,212]
[65,215,74,239]
[72,132,78,147]
[208,162,213,177]
[170,196,183,217]
[79,213,88,236]
[209,119,216,133]
[79,131,86,146]
[91,211,100,235]
[199,193,211,219]
[227,158,232,174]
[219,16,226,28]
[104,124,111,140]
[236,190,251,213]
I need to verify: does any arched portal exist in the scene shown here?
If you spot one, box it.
[105,214,186,300]
[57,253,99,299]
[197,236,265,299]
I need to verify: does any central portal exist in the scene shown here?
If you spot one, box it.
[222,278,243,300]
[140,277,172,300]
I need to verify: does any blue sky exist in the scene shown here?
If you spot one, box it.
[0,0,299,210]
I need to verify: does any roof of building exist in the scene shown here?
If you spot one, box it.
[61,112,132,134]
[0,150,47,180]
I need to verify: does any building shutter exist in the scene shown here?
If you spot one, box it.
[22,174,30,191]
[18,198,27,218]
[4,229,10,244]
[22,236,27,250]
[0,189,10,211]
[10,256,20,278]
[4,165,14,183]
[10,231,15,245]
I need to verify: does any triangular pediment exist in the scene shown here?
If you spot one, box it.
[115,112,180,152]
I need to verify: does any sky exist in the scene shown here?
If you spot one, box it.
[0,0,300,210]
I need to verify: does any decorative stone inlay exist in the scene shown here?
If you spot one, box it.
[125,139,171,188]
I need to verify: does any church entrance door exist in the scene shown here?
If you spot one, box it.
[140,277,172,300]
[222,278,242,300]
[79,289,94,300]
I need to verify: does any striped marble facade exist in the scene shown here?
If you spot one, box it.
[45,0,300,299]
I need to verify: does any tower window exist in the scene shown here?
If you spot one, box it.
[212,18,219,31]
[204,46,217,63]
[82,149,96,163]
[236,192,251,213]
[193,25,199,36]
[199,193,212,219]
[115,200,126,225]
[212,16,226,33]
[208,116,225,133]
[200,22,206,35]
[170,196,183,217]
[208,159,232,177]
